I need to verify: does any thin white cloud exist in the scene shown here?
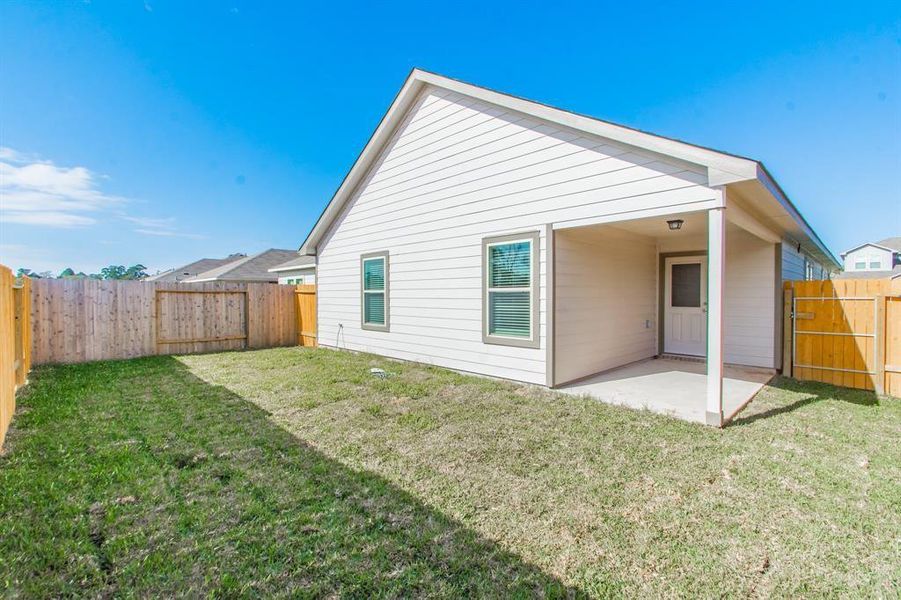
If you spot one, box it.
[0,147,125,228]
[123,215,206,239]
[2,211,96,227]
[133,228,206,240]
[122,215,176,229]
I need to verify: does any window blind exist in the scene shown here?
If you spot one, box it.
[487,240,531,338]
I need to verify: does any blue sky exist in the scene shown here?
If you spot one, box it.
[1,1,898,274]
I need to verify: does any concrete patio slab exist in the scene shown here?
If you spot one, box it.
[556,358,775,424]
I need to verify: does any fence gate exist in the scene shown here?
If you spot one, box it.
[155,289,249,354]
[295,284,317,347]
[783,279,901,395]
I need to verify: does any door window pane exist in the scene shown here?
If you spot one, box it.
[671,263,701,307]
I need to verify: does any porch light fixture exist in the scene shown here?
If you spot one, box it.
[667,219,684,231]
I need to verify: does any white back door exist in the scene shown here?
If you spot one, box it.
[664,256,707,356]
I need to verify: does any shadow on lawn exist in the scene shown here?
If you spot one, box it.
[7,356,577,598]
[727,376,879,427]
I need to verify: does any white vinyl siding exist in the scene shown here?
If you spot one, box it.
[554,229,657,383]
[782,241,826,281]
[316,87,716,384]
[842,245,893,272]
[724,228,776,368]
[276,268,316,285]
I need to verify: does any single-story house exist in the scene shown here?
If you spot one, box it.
[268,253,317,284]
[834,237,901,279]
[299,69,841,426]
[182,248,299,283]
[145,254,246,282]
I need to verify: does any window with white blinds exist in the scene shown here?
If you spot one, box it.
[361,251,389,331]
[482,232,539,348]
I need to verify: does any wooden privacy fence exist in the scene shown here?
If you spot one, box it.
[295,284,317,347]
[1,265,32,450]
[30,279,303,365]
[783,278,901,396]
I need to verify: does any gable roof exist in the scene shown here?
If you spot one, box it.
[145,255,244,282]
[840,238,901,257]
[185,249,298,283]
[299,69,840,270]
[268,253,317,273]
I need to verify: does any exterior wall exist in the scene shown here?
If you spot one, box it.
[316,87,716,385]
[554,228,657,384]
[276,268,316,285]
[723,228,776,368]
[842,245,895,273]
[782,241,827,281]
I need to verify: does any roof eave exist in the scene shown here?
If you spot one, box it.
[755,164,841,270]
[268,264,316,273]
[300,69,429,255]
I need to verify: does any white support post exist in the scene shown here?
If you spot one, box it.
[706,206,726,427]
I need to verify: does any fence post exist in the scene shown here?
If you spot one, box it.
[13,285,24,386]
[782,285,793,377]
[874,294,886,395]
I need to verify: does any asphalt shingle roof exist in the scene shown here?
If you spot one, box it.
[268,254,316,272]
[874,237,901,252]
[145,256,244,282]
[185,249,298,283]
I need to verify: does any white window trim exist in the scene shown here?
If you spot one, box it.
[482,231,540,349]
[361,251,389,332]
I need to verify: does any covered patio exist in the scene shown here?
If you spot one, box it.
[556,357,774,424]
[548,193,784,426]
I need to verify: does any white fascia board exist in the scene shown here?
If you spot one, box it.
[268,265,316,273]
[299,74,428,255]
[300,69,762,256]
[755,164,841,270]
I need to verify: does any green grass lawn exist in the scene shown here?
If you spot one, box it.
[1,348,899,597]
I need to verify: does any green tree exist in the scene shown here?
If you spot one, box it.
[96,264,148,280]
[99,265,127,280]
[123,264,148,280]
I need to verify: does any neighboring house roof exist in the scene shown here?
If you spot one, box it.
[875,237,901,252]
[185,249,299,283]
[833,264,901,279]
[145,256,245,282]
[840,240,901,257]
[268,254,317,273]
[299,68,841,270]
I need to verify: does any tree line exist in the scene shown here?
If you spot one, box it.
[16,264,149,280]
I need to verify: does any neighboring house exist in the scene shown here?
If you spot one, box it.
[145,254,245,282]
[183,249,299,283]
[299,69,840,426]
[834,237,901,279]
[267,253,317,284]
